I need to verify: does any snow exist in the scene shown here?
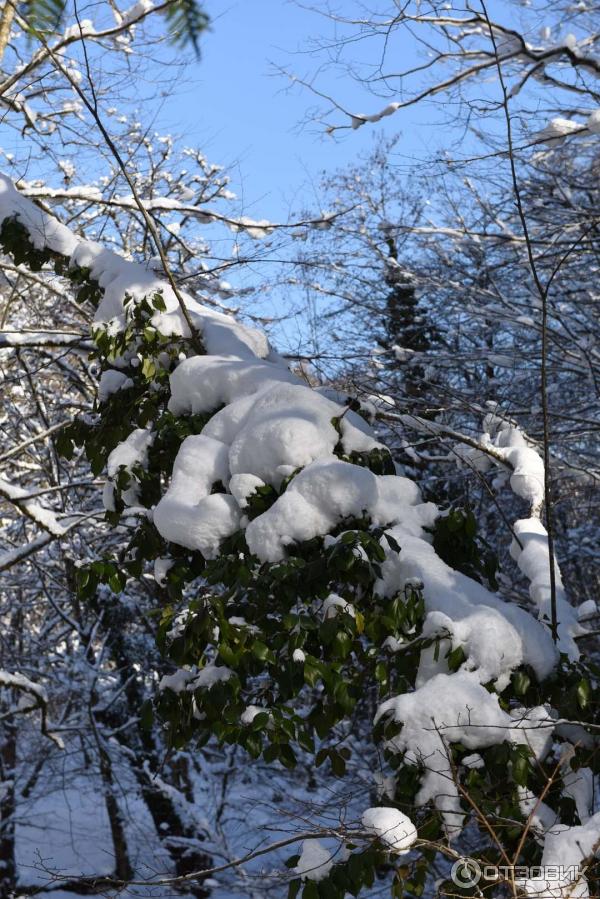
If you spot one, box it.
[321,593,356,619]
[1,171,595,881]
[510,518,581,658]
[0,477,67,536]
[461,753,484,769]
[377,531,558,688]
[374,671,547,838]
[518,812,600,897]
[154,556,173,586]
[561,762,594,824]
[228,472,265,508]
[106,427,153,478]
[0,669,47,702]
[240,705,268,725]
[98,368,133,401]
[361,807,417,853]
[577,599,597,620]
[155,490,240,559]
[294,840,334,881]
[509,705,554,761]
[121,0,154,25]
[535,117,583,145]
[159,664,233,693]
[587,109,600,134]
[245,460,435,562]
[153,436,240,556]
[482,419,545,510]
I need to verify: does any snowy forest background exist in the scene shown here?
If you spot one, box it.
[0,0,599,897]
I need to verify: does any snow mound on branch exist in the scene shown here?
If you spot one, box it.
[376,672,510,837]
[482,418,545,509]
[0,173,271,360]
[518,811,600,897]
[244,460,435,561]
[511,517,581,658]
[153,434,241,557]
[377,531,558,687]
[106,427,153,477]
[170,360,381,487]
[98,368,133,401]
[294,840,334,881]
[361,807,417,853]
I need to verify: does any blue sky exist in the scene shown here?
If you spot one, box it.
[157,0,441,221]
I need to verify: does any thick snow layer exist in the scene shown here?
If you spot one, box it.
[98,368,133,401]
[155,491,240,559]
[511,518,581,658]
[245,460,435,561]
[169,360,380,488]
[153,435,240,556]
[106,428,153,477]
[168,355,297,415]
[0,174,273,360]
[484,423,545,510]
[377,531,558,687]
[375,671,514,837]
[361,807,417,853]
[294,840,334,882]
[518,811,600,897]
[0,173,78,256]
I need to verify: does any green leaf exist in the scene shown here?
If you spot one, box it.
[302,881,319,899]
[512,753,530,786]
[576,678,591,710]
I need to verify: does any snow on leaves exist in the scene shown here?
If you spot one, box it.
[0,172,598,898]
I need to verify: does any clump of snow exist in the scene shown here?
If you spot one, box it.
[377,532,558,687]
[510,518,581,658]
[321,593,356,620]
[240,705,269,726]
[294,840,334,882]
[245,459,435,562]
[154,557,173,586]
[361,807,417,853]
[517,812,600,897]
[159,664,233,693]
[98,368,133,401]
[107,428,153,478]
[577,599,597,621]
[229,473,265,509]
[587,109,600,134]
[376,671,518,837]
[153,435,240,557]
[482,418,545,511]
[535,117,583,145]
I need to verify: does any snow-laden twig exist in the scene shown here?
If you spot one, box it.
[0,670,63,747]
